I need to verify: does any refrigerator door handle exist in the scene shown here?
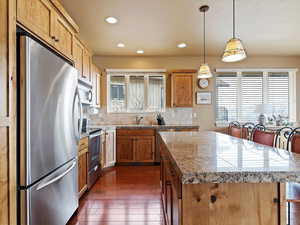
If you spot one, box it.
[78,88,83,138]
[73,87,83,142]
[36,161,77,191]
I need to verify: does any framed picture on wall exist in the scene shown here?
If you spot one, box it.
[196,92,212,105]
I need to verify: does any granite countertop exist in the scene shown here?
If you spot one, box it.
[89,124,199,131]
[159,131,300,184]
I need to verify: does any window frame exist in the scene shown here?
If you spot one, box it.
[215,68,298,127]
[106,69,166,113]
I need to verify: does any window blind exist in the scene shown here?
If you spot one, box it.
[267,72,289,118]
[216,73,238,123]
[240,72,263,122]
[216,70,291,124]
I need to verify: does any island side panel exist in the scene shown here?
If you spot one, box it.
[279,183,286,225]
[182,183,283,225]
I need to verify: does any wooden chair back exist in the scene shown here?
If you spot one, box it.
[275,127,293,149]
[287,128,300,153]
[252,129,276,147]
[228,122,247,139]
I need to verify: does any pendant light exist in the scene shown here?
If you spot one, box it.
[222,0,247,62]
[198,5,213,79]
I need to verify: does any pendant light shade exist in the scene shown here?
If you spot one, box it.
[198,5,213,79]
[222,38,247,62]
[222,0,247,63]
[198,63,213,79]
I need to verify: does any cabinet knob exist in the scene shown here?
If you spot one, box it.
[210,195,217,203]
[51,36,55,40]
[55,38,59,42]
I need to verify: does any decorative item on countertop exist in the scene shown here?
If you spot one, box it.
[222,0,247,62]
[156,113,166,125]
[256,104,272,126]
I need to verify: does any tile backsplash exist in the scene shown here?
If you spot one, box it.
[88,107,193,126]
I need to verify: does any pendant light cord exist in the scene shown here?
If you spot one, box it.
[203,10,206,63]
[233,0,236,38]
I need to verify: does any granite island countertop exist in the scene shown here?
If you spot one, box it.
[159,131,300,184]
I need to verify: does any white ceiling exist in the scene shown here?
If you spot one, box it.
[61,0,300,56]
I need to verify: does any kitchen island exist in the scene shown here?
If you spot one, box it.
[158,131,300,225]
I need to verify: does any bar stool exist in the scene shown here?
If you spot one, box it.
[242,122,255,140]
[275,127,293,149]
[228,121,247,139]
[252,127,276,147]
[286,128,300,225]
[287,127,300,153]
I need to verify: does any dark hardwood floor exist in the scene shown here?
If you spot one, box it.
[68,166,164,225]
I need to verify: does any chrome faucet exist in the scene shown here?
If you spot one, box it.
[135,115,144,125]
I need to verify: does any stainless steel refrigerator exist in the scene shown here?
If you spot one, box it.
[18,35,81,225]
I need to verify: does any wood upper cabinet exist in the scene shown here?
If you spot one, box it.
[171,70,195,107]
[82,48,92,81]
[17,0,55,45]
[17,0,76,59]
[91,64,101,107]
[117,129,155,163]
[52,13,73,59]
[73,37,84,78]
[73,36,92,81]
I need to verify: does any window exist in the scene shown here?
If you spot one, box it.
[215,69,297,125]
[107,70,166,113]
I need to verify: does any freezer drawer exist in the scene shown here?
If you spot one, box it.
[20,159,78,225]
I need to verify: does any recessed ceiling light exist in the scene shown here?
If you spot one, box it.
[136,50,144,54]
[178,43,187,48]
[117,43,125,48]
[105,17,118,24]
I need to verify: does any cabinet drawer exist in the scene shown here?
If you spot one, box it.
[78,137,88,151]
[117,128,155,136]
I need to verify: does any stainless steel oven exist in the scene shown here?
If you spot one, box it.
[88,129,102,188]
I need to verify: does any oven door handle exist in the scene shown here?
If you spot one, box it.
[89,132,101,139]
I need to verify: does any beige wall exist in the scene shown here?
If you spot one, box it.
[93,55,300,130]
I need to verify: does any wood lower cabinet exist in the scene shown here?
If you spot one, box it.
[117,136,134,162]
[135,136,155,162]
[78,137,88,198]
[171,70,195,107]
[117,129,155,163]
[161,146,181,225]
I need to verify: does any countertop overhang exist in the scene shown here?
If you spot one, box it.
[159,131,300,184]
